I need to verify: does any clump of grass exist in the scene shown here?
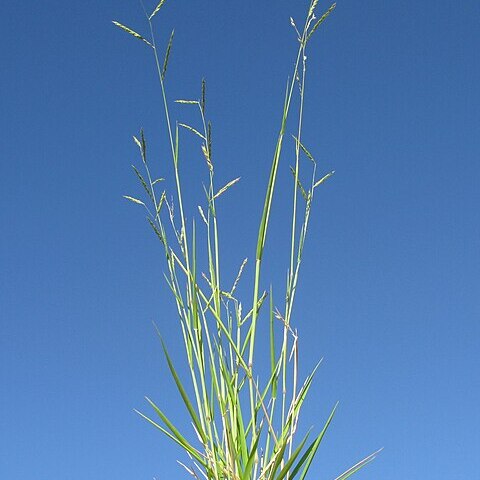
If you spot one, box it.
[114,1,380,479]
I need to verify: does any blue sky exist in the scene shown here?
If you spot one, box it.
[1,0,479,478]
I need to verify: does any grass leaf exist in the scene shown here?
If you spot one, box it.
[334,449,383,480]
[240,427,263,480]
[295,403,338,480]
[157,333,207,444]
[275,430,311,480]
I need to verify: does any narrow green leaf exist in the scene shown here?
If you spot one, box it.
[149,0,167,20]
[141,398,207,466]
[162,29,175,80]
[241,427,263,480]
[275,430,311,480]
[218,354,246,472]
[112,21,152,47]
[157,334,207,444]
[244,355,282,437]
[294,403,338,480]
[269,440,288,480]
[212,177,241,200]
[334,449,382,480]
[255,77,290,263]
[269,286,277,398]
[135,409,196,457]
[292,361,322,417]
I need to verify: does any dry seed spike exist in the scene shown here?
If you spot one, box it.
[306,3,336,42]
[112,21,152,47]
[132,165,154,203]
[313,170,335,189]
[201,79,206,114]
[148,217,165,245]
[179,123,205,140]
[309,0,320,17]
[197,205,208,225]
[162,29,175,80]
[149,0,168,20]
[132,135,142,150]
[230,258,248,296]
[156,191,166,214]
[140,128,146,153]
[201,144,213,171]
[212,177,241,201]
[289,166,309,201]
[133,131,146,164]
[292,135,315,163]
[175,99,199,105]
[206,122,212,162]
[123,195,145,206]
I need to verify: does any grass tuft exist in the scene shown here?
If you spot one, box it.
[115,1,379,479]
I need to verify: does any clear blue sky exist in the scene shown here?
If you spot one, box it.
[1,1,479,478]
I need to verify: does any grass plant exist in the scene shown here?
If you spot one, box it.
[114,1,380,478]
